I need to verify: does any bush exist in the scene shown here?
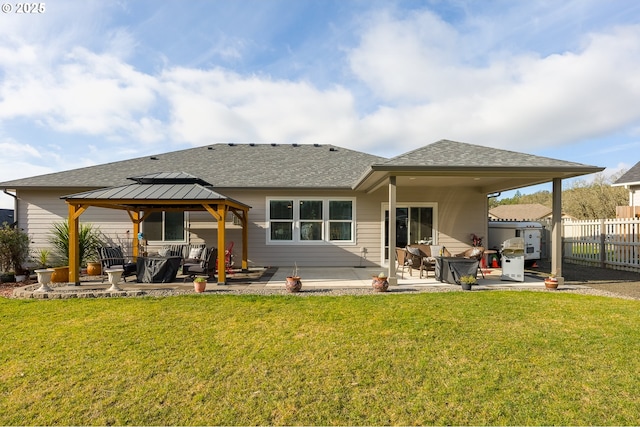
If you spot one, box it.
[0,223,30,273]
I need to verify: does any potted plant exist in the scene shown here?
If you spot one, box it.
[459,275,477,291]
[285,263,302,293]
[544,273,559,289]
[371,271,389,292]
[193,276,207,293]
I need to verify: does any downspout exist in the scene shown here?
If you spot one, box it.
[3,190,18,227]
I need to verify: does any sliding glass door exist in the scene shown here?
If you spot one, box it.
[383,205,435,261]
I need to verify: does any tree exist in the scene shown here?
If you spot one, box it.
[563,173,628,219]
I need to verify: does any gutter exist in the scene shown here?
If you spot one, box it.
[3,190,18,227]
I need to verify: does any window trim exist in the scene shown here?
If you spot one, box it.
[266,197,356,245]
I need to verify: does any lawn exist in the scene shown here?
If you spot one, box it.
[1,291,640,426]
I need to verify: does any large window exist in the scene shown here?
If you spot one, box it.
[267,198,354,244]
[143,211,186,242]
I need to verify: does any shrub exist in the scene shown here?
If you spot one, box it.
[0,223,30,273]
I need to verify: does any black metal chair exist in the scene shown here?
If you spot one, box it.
[97,246,137,282]
[183,247,217,282]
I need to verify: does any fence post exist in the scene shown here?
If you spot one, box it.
[600,218,606,268]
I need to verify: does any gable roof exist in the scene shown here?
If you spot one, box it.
[0,143,385,191]
[613,161,640,187]
[489,204,552,221]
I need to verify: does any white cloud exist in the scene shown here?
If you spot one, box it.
[347,10,640,151]
[161,67,358,145]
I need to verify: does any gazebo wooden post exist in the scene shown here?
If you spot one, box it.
[130,210,141,260]
[67,203,85,286]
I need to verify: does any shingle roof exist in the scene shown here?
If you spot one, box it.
[378,139,593,168]
[613,161,640,186]
[0,143,385,190]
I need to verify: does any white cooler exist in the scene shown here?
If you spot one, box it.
[501,237,525,282]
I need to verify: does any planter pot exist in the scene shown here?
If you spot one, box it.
[34,268,55,292]
[194,280,207,293]
[544,278,559,289]
[372,277,389,292]
[286,276,302,293]
[86,262,102,276]
[51,266,69,283]
[461,282,473,291]
[104,268,124,292]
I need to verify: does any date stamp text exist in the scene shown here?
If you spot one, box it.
[2,3,46,13]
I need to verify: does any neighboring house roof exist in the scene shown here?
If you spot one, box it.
[0,140,604,194]
[0,144,385,190]
[0,209,14,225]
[612,161,640,187]
[489,204,552,221]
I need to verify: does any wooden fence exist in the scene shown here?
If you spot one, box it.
[562,218,640,272]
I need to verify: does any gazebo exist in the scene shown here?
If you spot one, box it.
[62,172,251,285]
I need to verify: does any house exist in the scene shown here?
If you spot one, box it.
[0,139,603,284]
[612,161,640,218]
[488,203,574,221]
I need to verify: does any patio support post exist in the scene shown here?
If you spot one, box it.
[241,211,248,272]
[388,176,398,286]
[68,203,81,286]
[552,178,564,285]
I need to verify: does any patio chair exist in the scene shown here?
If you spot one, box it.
[183,247,218,281]
[395,247,413,279]
[97,246,137,282]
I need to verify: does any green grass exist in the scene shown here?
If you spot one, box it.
[2,292,640,426]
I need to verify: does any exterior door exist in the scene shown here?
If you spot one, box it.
[383,206,434,260]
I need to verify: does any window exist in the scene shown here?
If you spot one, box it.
[267,198,354,244]
[143,211,186,242]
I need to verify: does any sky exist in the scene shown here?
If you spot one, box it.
[1,0,640,209]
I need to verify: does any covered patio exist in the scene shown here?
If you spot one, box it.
[62,172,251,285]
